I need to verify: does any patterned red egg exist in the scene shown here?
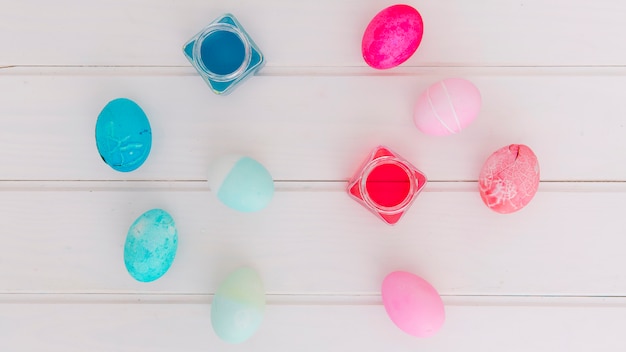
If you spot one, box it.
[479,144,540,214]
[362,4,424,69]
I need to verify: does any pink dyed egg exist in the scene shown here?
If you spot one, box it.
[479,144,540,214]
[362,5,424,69]
[381,271,445,337]
[414,78,481,136]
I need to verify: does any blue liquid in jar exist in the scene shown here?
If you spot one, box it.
[200,30,245,75]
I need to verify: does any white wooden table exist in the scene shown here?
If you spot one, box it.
[2,1,626,350]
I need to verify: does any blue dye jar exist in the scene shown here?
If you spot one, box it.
[183,14,264,95]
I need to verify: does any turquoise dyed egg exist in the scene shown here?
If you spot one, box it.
[124,209,178,282]
[208,155,274,212]
[211,267,265,344]
[95,98,152,172]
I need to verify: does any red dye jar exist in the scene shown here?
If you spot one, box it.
[348,146,427,225]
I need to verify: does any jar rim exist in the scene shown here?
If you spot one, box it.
[360,157,416,214]
[193,23,252,82]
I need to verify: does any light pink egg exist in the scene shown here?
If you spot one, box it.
[414,78,481,136]
[479,144,540,214]
[381,271,445,337]
[362,5,423,69]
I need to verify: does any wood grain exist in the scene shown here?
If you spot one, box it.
[1,70,626,181]
[1,182,625,296]
[1,296,625,352]
[2,0,626,67]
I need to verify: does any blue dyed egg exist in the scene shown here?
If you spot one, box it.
[95,98,152,172]
[208,155,274,212]
[211,267,265,344]
[124,209,178,282]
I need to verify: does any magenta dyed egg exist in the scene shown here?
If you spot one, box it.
[362,4,424,69]
[414,78,482,136]
[479,144,540,214]
[381,271,445,337]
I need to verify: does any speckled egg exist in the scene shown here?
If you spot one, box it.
[124,209,178,282]
[362,4,424,69]
[382,271,445,337]
[479,144,540,214]
[208,155,274,212]
[414,78,482,136]
[95,98,152,172]
[211,267,265,344]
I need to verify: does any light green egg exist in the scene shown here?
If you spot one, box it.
[211,267,266,344]
[208,155,274,212]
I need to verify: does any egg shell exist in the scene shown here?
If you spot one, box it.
[381,271,445,337]
[479,144,540,214]
[211,267,266,344]
[414,78,482,136]
[124,209,178,283]
[95,98,152,172]
[208,155,274,212]
[362,4,423,69]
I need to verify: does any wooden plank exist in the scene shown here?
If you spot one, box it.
[1,295,624,351]
[1,70,626,181]
[1,182,625,295]
[2,0,626,66]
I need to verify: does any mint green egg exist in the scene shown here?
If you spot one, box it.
[211,267,265,344]
[209,156,274,212]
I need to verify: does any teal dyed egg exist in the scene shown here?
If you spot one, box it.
[208,155,274,212]
[124,209,178,282]
[95,98,152,172]
[211,267,265,344]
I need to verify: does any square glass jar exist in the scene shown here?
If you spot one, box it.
[348,146,427,225]
[183,14,265,95]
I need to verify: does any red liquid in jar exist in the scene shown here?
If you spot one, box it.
[365,163,411,208]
